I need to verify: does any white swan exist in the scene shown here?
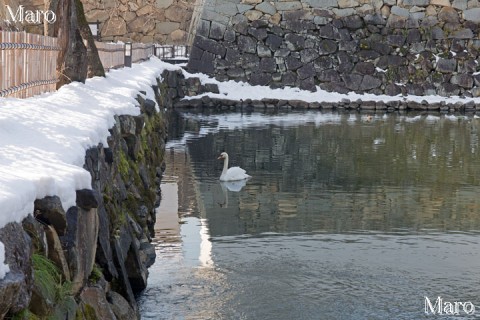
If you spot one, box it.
[217,152,251,181]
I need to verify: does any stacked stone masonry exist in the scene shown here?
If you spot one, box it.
[0,86,167,319]
[187,0,480,97]
[80,0,195,43]
[162,68,480,111]
[12,0,195,43]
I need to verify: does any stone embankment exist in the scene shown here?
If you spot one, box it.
[187,0,480,97]
[161,69,480,112]
[0,83,167,319]
[15,0,194,44]
[81,0,193,43]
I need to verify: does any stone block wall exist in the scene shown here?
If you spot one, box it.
[13,0,196,43]
[187,0,480,97]
[81,0,195,44]
[0,86,167,319]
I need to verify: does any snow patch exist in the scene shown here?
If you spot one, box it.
[0,57,171,279]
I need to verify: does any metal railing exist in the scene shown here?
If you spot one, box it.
[154,45,189,62]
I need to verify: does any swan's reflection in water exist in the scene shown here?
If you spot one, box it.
[218,178,251,208]
[221,178,250,192]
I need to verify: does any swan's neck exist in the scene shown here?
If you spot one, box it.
[222,155,229,176]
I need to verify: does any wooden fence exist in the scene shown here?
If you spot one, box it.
[95,42,124,71]
[95,43,190,69]
[95,41,155,71]
[133,42,154,63]
[0,31,184,99]
[0,31,60,98]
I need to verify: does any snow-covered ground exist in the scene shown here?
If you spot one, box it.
[0,57,178,278]
[1,56,480,279]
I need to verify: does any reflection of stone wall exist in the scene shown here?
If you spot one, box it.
[179,114,480,236]
[187,0,480,97]
[81,0,194,44]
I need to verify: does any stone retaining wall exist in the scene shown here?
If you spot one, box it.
[161,68,480,111]
[15,0,195,44]
[0,85,167,319]
[187,0,480,97]
[81,0,194,43]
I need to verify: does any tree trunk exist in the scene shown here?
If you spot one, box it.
[48,0,104,89]
[75,0,105,79]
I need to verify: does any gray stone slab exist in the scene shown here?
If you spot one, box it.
[410,12,425,21]
[193,20,208,38]
[259,57,276,72]
[450,28,474,39]
[214,3,239,16]
[238,35,257,53]
[232,13,248,25]
[202,8,230,24]
[314,16,330,25]
[332,8,356,17]
[274,48,291,58]
[250,73,271,86]
[297,63,316,79]
[266,34,283,50]
[209,21,226,40]
[224,29,236,42]
[275,1,303,11]
[318,39,337,55]
[452,0,468,10]
[256,2,277,15]
[391,6,410,17]
[195,36,227,57]
[402,0,429,6]
[306,0,338,8]
[436,58,457,73]
[464,8,480,23]
[258,44,272,57]
[237,4,254,13]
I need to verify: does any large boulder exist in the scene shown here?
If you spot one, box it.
[61,206,99,294]
[108,291,137,320]
[34,196,67,236]
[0,222,33,316]
[79,286,116,320]
[44,225,71,281]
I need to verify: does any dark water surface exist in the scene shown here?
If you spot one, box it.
[138,110,480,319]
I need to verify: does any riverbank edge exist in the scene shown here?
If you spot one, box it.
[160,68,480,113]
[0,80,168,319]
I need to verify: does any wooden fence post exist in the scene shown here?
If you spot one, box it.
[1,32,162,99]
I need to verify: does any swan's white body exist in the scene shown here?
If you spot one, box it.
[218,152,251,181]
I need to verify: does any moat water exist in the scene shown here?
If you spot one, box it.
[138,110,480,319]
